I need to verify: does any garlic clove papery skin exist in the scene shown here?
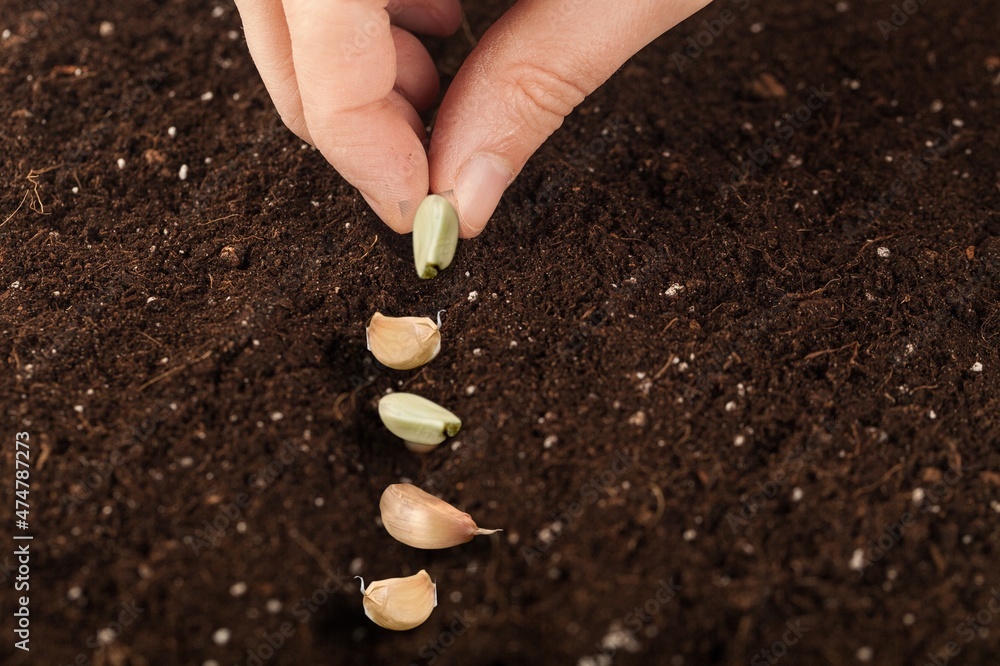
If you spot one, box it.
[377,393,461,448]
[358,569,437,631]
[366,312,441,371]
[380,483,501,549]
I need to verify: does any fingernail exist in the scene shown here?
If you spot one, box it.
[454,154,513,236]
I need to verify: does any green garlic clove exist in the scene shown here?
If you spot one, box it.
[377,392,461,451]
[412,194,459,279]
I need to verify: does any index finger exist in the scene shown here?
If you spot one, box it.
[284,0,428,230]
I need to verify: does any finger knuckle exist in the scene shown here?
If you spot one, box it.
[505,62,589,136]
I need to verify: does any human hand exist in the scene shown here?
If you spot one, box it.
[234,0,712,237]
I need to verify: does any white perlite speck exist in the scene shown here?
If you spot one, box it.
[212,628,231,646]
[600,625,641,653]
[856,646,873,662]
[628,411,647,427]
[665,283,684,297]
[468,290,478,302]
[99,21,115,37]
[229,582,247,597]
[116,158,125,170]
[848,548,866,571]
[971,362,983,372]
[200,91,214,102]
[167,126,177,138]
[178,164,189,180]
[791,487,804,502]
[877,246,891,257]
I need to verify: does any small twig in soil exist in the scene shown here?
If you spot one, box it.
[3,163,63,227]
[137,331,164,347]
[401,366,430,389]
[1,191,30,228]
[137,350,213,391]
[459,10,478,47]
[288,527,340,582]
[195,213,239,226]
[851,461,905,499]
[644,483,665,526]
[26,163,62,213]
[36,440,51,471]
[332,391,353,422]
[781,277,842,302]
[802,341,857,361]
[747,244,793,276]
[351,234,379,263]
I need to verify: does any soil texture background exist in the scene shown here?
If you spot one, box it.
[1,0,999,665]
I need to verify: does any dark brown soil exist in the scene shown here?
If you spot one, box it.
[2,0,999,665]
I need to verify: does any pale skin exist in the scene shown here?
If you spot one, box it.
[233,0,712,237]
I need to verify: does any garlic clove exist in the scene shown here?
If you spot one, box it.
[366,312,441,370]
[377,393,461,451]
[413,194,459,279]
[379,483,501,549]
[357,570,437,631]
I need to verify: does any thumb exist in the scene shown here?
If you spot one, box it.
[429,0,712,237]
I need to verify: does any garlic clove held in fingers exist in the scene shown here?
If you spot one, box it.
[357,569,437,631]
[366,312,441,370]
[380,483,502,549]
[413,194,459,279]
[377,393,460,453]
